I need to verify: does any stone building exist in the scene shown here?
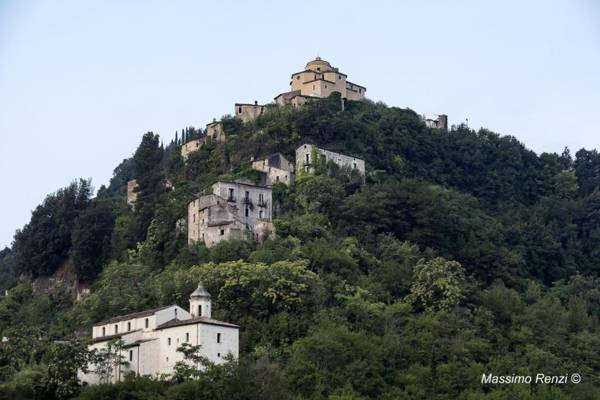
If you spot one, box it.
[422,114,448,130]
[296,143,365,175]
[275,57,366,106]
[234,101,267,123]
[188,180,273,247]
[181,139,203,161]
[78,283,239,384]
[251,153,295,186]
[127,180,139,208]
[206,119,226,142]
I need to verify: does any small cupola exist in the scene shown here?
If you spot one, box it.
[189,281,211,318]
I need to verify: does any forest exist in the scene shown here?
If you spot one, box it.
[0,94,599,399]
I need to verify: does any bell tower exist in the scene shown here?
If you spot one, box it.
[189,281,211,318]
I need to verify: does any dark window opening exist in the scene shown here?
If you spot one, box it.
[217,333,221,343]
[145,318,149,328]
[129,350,133,361]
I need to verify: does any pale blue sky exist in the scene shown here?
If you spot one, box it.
[1,0,599,248]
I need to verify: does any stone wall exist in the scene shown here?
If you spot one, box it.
[206,120,225,142]
[234,102,267,123]
[127,179,139,208]
[187,180,273,247]
[251,153,295,186]
[181,139,203,160]
[295,144,365,175]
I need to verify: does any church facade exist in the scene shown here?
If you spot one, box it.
[78,283,239,384]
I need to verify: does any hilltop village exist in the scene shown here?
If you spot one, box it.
[89,59,447,381]
[129,57,446,249]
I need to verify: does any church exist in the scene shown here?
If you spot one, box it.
[78,283,239,384]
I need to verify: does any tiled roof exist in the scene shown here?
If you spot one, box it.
[156,316,239,330]
[95,306,172,325]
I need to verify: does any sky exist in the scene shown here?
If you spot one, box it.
[1,0,599,248]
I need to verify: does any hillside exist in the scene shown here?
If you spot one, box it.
[1,95,599,399]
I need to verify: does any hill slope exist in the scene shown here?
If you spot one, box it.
[1,95,599,399]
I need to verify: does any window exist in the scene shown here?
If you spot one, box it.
[245,190,250,200]
[339,75,341,80]
[168,338,171,346]
[193,214,196,223]
[306,154,309,164]
[245,207,249,217]
[296,76,300,80]
[353,162,357,169]
[238,107,242,114]
[220,229,225,236]
[102,327,106,336]
[145,318,149,328]
[129,350,133,361]
[217,333,221,343]
[217,353,221,357]
[275,176,279,182]
[186,332,190,342]
[114,324,118,334]
[228,188,234,200]
[198,305,202,316]
[259,210,263,219]
[259,193,264,203]
[127,322,131,331]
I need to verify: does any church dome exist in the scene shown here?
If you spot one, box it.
[305,57,332,72]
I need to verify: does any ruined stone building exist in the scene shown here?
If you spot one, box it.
[275,57,366,106]
[206,119,226,142]
[296,144,365,175]
[181,139,203,161]
[234,101,267,123]
[187,180,274,247]
[127,180,139,208]
[251,153,295,186]
[78,283,238,384]
[422,114,448,130]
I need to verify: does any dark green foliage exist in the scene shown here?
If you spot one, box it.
[132,132,165,241]
[3,99,600,399]
[0,248,16,293]
[70,198,117,281]
[12,179,91,277]
[106,158,135,196]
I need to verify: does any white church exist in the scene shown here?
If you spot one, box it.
[79,282,239,384]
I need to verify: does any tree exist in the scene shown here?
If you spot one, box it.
[42,341,91,400]
[407,257,466,312]
[132,132,164,241]
[70,198,116,281]
[90,339,128,384]
[172,343,210,383]
[12,179,91,277]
